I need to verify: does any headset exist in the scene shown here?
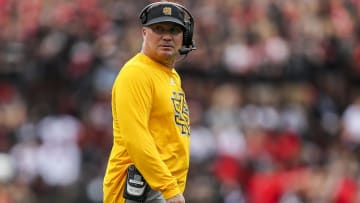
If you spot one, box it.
[139,2,196,55]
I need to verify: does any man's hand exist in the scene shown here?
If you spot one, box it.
[166,194,185,203]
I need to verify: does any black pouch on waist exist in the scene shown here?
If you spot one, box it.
[123,165,149,202]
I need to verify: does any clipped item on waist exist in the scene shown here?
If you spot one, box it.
[123,165,149,202]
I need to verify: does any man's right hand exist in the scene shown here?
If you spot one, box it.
[166,194,185,203]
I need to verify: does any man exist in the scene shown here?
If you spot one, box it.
[103,2,195,203]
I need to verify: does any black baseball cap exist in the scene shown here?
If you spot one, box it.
[141,3,185,29]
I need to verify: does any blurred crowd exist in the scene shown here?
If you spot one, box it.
[1,0,360,202]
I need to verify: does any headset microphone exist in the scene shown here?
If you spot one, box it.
[178,46,196,55]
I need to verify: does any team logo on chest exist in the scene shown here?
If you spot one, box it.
[171,91,190,136]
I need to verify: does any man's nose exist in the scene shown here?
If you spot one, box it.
[162,32,173,39]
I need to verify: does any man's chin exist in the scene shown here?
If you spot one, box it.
[158,50,177,57]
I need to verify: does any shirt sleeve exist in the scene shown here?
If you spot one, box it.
[112,66,181,199]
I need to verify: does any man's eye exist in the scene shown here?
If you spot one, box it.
[154,26,165,34]
[170,27,182,35]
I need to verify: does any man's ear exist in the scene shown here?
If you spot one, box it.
[142,27,147,37]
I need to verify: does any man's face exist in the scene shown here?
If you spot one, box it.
[142,22,184,65]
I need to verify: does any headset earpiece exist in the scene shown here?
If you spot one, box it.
[140,11,147,24]
[139,2,164,25]
[174,3,196,54]
[183,20,193,47]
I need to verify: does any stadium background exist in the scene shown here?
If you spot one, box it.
[1,0,360,202]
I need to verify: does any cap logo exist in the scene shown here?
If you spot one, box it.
[163,7,172,15]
